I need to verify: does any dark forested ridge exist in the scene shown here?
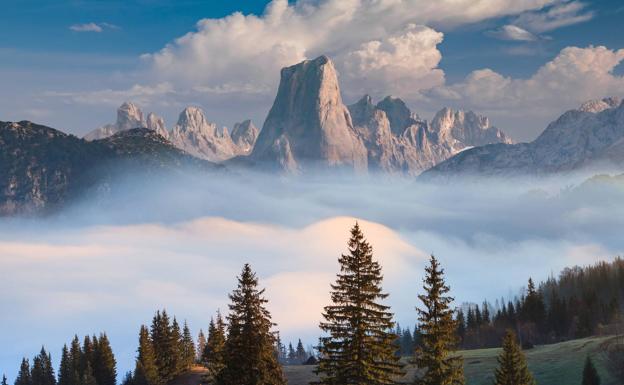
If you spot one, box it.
[5,226,623,385]
[0,121,220,215]
[454,258,624,351]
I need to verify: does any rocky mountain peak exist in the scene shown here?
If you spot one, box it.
[431,107,512,148]
[116,102,145,131]
[348,95,377,127]
[578,97,622,113]
[231,120,259,154]
[84,102,147,141]
[375,96,419,135]
[174,106,218,137]
[146,112,168,139]
[251,55,367,172]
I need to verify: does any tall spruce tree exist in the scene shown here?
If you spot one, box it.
[316,223,403,385]
[287,344,295,365]
[31,348,55,385]
[170,318,184,375]
[58,346,72,385]
[14,359,31,385]
[456,310,466,344]
[415,255,464,385]
[81,336,94,380]
[2,375,8,385]
[215,264,285,385]
[196,330,207,364]
[93,334,117,385]
[203,313,226,379]
[582,356,601,385]
[134,325,160,385]
[295,340,307,364]
[181,321,196,370]
[151,310,178,383]
[493,330,535,385]
[69,336,82,385]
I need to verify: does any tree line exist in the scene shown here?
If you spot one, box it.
[5,223,612,385]
[11,335,116,385]
[455,258,624,350]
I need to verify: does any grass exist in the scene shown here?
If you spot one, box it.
[283,335,619,385]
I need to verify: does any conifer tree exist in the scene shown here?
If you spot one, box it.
[203,313,226,379]
[456,310,466,343]
[121,372,134,385]
[31,348,55,385]
[14,359,31,385]
[582,356,601,385]
[58,346,72,385]
[482,302,490,325]
[2,375,8,385]
[93,334,117,385]
[287,344,295,365]
[181,321,196,370]
[215,264,285,385]
[196,330,207,364]
[151,310,177,383]
[493,330,535,385]
[69,336,82,385]
[401,329,414,357]
[295,340,307,364]
[466,308,476,330]
[415,255,464,385]
[316,223,403,385]
[81,336,94,380]
[170,318,184,375]
[134,325,160,385]
[274,333,287,365]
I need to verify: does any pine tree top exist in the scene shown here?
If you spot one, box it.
[493,330,535,385]
[316,223,403,385]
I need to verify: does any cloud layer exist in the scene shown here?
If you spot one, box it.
[2,170,624,380]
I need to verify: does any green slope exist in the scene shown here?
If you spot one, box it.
[283,336,619,385]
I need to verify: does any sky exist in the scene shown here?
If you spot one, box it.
[0,0,623,141]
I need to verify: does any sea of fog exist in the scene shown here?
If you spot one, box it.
[2,170,624,379]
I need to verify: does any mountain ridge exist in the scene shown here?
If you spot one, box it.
[423,97,624,178]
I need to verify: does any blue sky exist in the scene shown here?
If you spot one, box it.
[1,0,623,140]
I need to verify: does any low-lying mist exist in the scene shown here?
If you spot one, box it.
[1,168,624,379]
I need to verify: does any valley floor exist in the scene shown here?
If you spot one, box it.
[174,335,618,385]
[282,335,618,385]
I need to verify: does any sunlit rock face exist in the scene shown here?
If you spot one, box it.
[86,103,258,162]
[250,55,368,172]
[347,96,512,175]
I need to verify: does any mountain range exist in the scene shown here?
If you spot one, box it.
[85,56,511,175]
[1,54,623,214]
[423,97,624,178]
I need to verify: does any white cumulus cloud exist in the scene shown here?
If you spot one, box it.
[427,45,624,139]
[140,0,558,101]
